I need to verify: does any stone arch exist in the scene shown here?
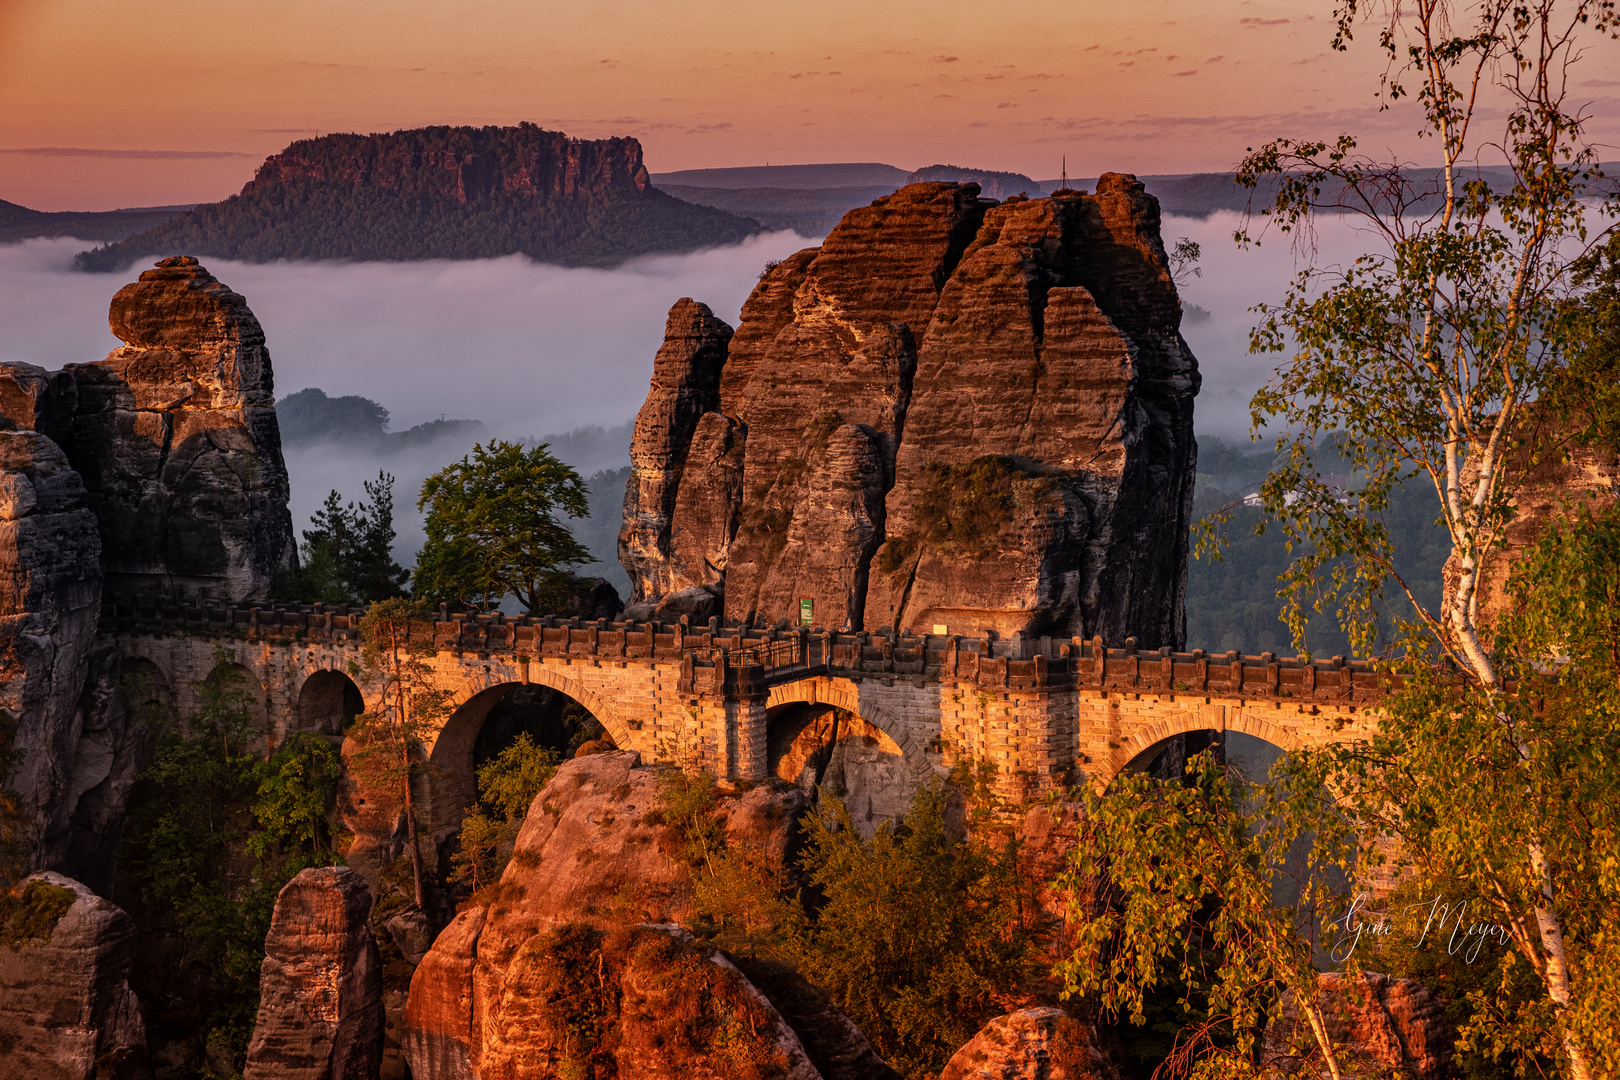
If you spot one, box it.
[203,659,271,750]
[766,678,940,838]
[421,669,629,844]
[437,665,633,755]
[295,669,364,738]
[1092,706,1305,791]
[765,678,936,780]
[117,655,174,713]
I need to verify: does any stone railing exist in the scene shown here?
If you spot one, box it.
[99,599,1394,705]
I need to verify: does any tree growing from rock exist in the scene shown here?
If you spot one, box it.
[450,733,559,895]
[350,599,450,909]
[1059,754,1361,1080]
[121,653,345,1071]
[414,439,592,613]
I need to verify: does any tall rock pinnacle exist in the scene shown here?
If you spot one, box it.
[619,175,1200,647]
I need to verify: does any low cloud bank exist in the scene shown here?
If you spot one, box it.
[0,213,1380,589]
[1163,209,1381,445]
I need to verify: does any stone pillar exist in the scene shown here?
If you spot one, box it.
[243,866,384,1080]
[730,697,769,782]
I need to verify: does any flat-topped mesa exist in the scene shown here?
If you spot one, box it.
[42,256,295,604]
[620,176,1200,647]
[245,124,652,202]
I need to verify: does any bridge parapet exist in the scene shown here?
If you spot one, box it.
[101,598,1397,708]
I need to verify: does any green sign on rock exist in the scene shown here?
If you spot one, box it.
[799,598,813,626]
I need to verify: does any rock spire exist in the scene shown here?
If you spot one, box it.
[620,176,1200,646]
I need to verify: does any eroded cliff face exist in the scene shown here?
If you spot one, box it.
[620,177,1199,645]
[0,258,296,874]
[0,430,102,866]
[45,256,295,604]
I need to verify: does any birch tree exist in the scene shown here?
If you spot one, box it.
[1223,2,1620,1074]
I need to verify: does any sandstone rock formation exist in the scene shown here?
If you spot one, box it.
[1263,971,1455,1080]
[0,430,102,866]
[45,256,295,605]
[620,177,1199,646]
[0,872,150,1080]
[1443,420,1618,625]
[727,956,903,1080]
[939,1007,1118,1080]
[243,866,385,1080]
[404,752,876,1080]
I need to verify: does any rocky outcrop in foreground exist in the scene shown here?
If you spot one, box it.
[939,1007,1118,1080]
[404,751,894,1080]
[243,866,385,1080]
[0,872,149,1080]
[1264,971,1455,1080]
[621,177,1199,646]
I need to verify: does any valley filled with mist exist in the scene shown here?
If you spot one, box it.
[0,210,1393,651]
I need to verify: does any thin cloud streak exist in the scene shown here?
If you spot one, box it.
[0,146,256,159]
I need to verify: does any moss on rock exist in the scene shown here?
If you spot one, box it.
[0,879,76,947]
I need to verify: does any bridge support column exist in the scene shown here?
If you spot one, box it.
[730,698,767,782]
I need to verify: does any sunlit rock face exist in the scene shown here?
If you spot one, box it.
[44,255,295,605]
[939,1007,1121,1080]
[404,752,890,1080]
[243,867,385,1080]
[621,177,1199,646]
[1442,414,1619,627]
[0,872,150,1080]
[1264,971,1456,1080]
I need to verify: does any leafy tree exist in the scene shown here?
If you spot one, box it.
[1289,508,1620,1075]
[121,654,343,1071]
[1059,752,1361,1080]
[282,471,410,605]
[1166,3,1620,1075]
[1079,3,1620,1077]
[415,439,591,613]
[450,733,560,895]
[348,599,450,908]
[780,782,1039,1080]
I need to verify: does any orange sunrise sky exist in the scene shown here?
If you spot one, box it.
[3,0,1616,211]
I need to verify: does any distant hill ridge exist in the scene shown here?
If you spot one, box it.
[74,124,764,271]
[0,197,188,245]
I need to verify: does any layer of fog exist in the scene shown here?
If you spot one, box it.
[0,213,1383,590]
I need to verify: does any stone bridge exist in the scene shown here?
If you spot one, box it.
[98,599,1392,844]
